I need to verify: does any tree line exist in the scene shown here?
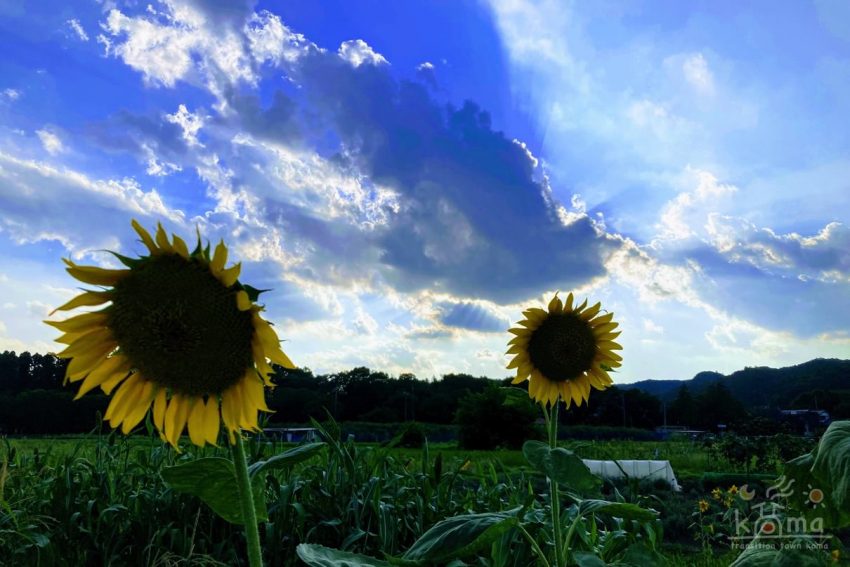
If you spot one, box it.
[0,350,822,436]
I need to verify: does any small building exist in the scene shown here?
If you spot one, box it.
[263,427,319,442]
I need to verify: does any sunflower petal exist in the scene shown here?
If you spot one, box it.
[253,314,295,369]
[508,327,530,337]
[507,335,529,347]
[73,355,128,399]
[65,343,115,382]
[597,331,621,341]
[172,234,190,259]
[548,294,563,313]
[221,385,241,442]
[252,341,275,386]
[559,382,573,409]
[564,292,574,311]
[153,388,168,437]
[50,291,112,315]
[121,379,156,434]
[511,373,528,385]
[56,328,114,358]
[165,394,192,450]
[202,398,220,446]
[45,311,108,333]
[211,240,228,275]
[221,263,241,287]
[591,312,614,326]
[64,260,129,286]
[242,373,271,412]
[132,219,159,254]
[580,302,602,321]
[105,374,141,423]
[593,322,619,336]
[100,370,130,395]
[236,291,252,311]
[155,223,174,253]
[188,398,208,447]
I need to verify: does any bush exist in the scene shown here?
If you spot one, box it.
[455,385,538,450]
[392,421,426,448]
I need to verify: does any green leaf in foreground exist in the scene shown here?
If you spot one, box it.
[161,457,268,524]
[295,544,395,567]
[811,421,850,520]
[523,440,601,493]
[248,441,325,477]
[402,510,519,562]
[577,499,658,522]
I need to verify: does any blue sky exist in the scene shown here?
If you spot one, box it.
[0,0,848,383]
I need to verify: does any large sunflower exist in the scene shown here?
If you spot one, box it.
[45,220,295,449]
[507,292,621,407]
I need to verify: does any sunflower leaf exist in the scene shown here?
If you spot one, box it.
[241,284,270,302]
[105,250,142,268]
[523,440,601,494]
[295,544,398,566]
[161,457,268,525]
[577,499,658,522]
[248,442,325,477]
[401,509,520,562]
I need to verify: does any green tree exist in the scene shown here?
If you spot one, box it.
[455,385,538,450]
[669,384,697,427]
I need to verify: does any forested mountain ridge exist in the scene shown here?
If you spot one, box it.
[626,358,850,411]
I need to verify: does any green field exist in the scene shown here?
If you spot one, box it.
[0,428,835,566]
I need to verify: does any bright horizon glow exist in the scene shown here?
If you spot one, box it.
[0,1,847,383]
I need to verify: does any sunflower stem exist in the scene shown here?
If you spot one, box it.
[232,434,263,567]
[547,402,565,567]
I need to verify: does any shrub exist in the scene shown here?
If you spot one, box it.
[455,385,538,450]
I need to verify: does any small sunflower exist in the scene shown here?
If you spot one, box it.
[46,220,295,449]
[698,499,710,513]
[507,292,621,407]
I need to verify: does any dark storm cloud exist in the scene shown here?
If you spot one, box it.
[261,49,615,303]
[85,109,190,168]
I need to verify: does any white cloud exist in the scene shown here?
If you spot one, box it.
[66,18,89,41]
[36,129,65,155]
[681,53,714,94]
[643,319,664,333]
[338,39,388,68]
[0,151,183,254]
[142,143,182,176]
[707,217,850,282]
[26,300,51,318]
[100,1,254,100]
[656,168,737,241]
[2,88,20,102]
[245,10,314,65]
[165,104,206,147]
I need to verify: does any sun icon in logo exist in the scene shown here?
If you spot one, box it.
[807,485,825,507]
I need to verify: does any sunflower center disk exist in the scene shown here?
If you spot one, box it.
[108,255,254,397]
[527,313,597,382]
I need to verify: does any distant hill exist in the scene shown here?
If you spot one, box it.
[624,358,850,410]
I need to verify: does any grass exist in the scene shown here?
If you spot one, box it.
[0,429,800,565]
